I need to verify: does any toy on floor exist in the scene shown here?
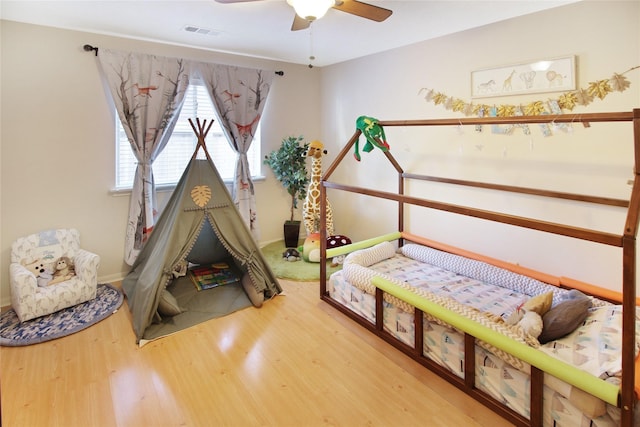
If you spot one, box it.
[282,248,301,262]
[299,233,321,263]
[298,233,351,265]
[353,116,390,161]
[327,235,352,266]
[302,140,334,237]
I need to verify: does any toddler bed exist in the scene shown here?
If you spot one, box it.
[329,234,637,425]
[318,110,640,426]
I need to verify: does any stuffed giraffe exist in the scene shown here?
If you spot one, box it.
[302,140,334,237]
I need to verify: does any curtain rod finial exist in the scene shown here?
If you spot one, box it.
[83,44,98,56]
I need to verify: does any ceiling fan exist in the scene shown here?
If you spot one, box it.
[215,0,393,31]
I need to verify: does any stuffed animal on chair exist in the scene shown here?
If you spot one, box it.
[49,256,76,285]
[23,259,55,287]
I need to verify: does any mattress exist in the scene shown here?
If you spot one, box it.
[328,241,640,425]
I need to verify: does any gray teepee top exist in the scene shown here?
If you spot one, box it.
[122,119,281,342]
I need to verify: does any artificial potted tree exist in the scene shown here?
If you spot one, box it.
[264,135,310,248]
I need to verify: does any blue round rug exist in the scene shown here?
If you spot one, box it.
[0,283,123,346]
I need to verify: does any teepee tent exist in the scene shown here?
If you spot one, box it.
[122,119,281,343]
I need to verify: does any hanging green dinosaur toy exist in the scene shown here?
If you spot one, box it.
[353,116,390,161]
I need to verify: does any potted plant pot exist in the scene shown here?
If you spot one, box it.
[283,220,301,248]
[264,135,310,246]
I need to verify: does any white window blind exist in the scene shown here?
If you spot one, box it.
[115,83,261,190]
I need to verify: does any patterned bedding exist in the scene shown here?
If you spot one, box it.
[328,241,640,425]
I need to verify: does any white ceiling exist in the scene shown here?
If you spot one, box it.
[1,0,579,67]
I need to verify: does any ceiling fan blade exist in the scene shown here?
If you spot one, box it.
[291,14,311,31]
[332,0,392,22]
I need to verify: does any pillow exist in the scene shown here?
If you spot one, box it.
[157,290,183,317]
[538,298,591,344]
[241,273,264,308]
[186,222,228,265]
[346,241,396,268]
[523,291,553,316]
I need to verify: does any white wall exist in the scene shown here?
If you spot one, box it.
[319,1,640,292]
[0,20,322,306]
[1,1,639,306]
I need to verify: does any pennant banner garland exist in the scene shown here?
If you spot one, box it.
[419,66,638,136]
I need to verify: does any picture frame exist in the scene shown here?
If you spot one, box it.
[471,55,576,98]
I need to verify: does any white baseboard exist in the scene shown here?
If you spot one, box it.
[99,273,126,285]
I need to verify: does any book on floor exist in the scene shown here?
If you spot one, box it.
[188,261,240,291]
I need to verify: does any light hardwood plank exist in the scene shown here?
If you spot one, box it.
[1,280,513,426]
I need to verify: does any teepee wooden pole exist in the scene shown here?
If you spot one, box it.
[188,118,215,162]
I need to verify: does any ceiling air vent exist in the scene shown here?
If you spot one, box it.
[183,25,221,36]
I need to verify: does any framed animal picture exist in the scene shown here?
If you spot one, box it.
[471,55,576,98]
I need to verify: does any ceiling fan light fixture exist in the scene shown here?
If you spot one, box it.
[287,0,334,21]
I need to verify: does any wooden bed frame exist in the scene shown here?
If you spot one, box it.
[318,109,640,427]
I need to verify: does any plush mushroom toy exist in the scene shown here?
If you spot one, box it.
[298,233,351,265]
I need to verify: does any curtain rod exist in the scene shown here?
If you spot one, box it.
[83,44,99,56]
[83,44,285,76]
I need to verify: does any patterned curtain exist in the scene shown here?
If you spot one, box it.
[98,49,191,265]
[195,63,274,240]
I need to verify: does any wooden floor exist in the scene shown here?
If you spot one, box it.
[1,280,514,427]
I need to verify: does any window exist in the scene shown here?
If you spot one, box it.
[115,83,261,190]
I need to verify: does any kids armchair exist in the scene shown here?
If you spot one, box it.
[9,228,100,322]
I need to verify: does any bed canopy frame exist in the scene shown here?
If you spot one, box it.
[318,109,640,427]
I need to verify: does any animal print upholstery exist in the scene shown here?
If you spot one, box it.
[9,229,100,322]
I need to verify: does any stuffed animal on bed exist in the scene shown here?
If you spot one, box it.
[518,311,544,339]
[506,291,554,339]
[507,290,593,342]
